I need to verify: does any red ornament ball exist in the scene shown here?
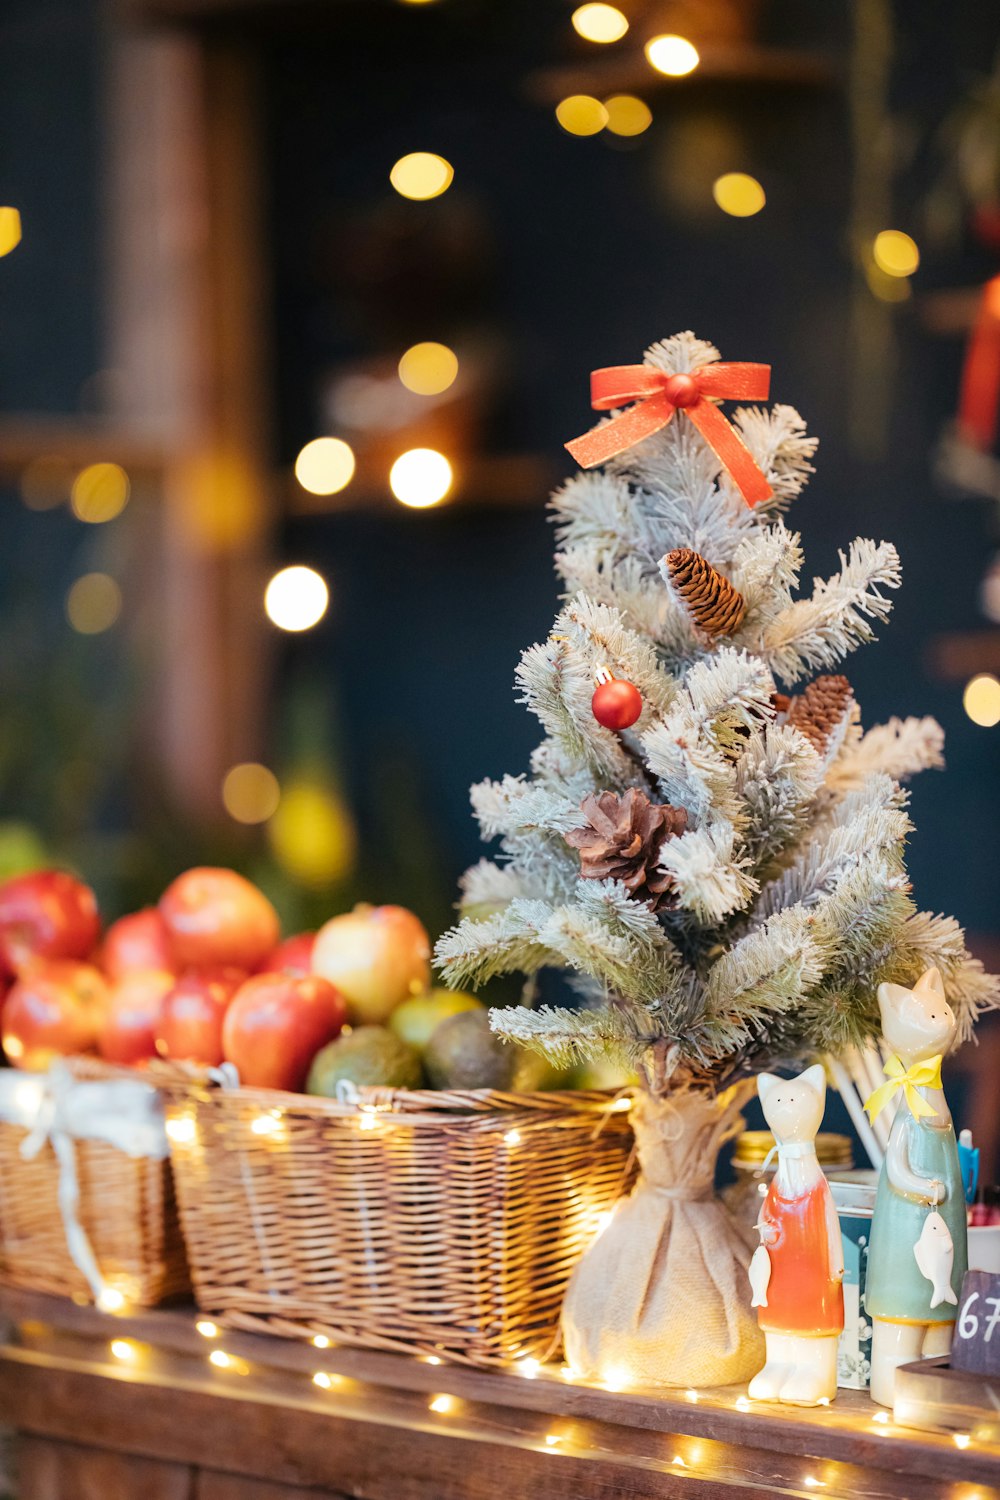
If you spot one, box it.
[592,678,643,731]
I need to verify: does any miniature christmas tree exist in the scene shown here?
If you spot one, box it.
[436,331,997,1093]
[435,333,999,1388]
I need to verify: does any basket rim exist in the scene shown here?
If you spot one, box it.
[157,1067,634,1121]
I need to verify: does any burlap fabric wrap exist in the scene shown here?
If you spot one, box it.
[562,1083,764,1386]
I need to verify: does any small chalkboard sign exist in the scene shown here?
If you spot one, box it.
[951,1270,1000,1376]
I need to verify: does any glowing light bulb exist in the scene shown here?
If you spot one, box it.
[954,1433,972,1450]
[250,1111,284,1136]
[390,152,453,200]
[423,1355,442,1365]
[66,573,122,635]
[645,35,700,76]
[165,1116,197,1145]
[518,1358,541,1379]
[294,437,355,496]
[0,207,22,257]
[571,4,628,43]
[110,1339,136,1362]
[264,566,329,632]
[97,1288,127,1314]
[429,1394,454,1413]
[209,1349,232,1370]
[603,95,653,137]
[222,763,281,825]
[71,462,130,523]
[312,1335,331,1349]
[196,1320,220,1339]
[713,173,766,218]
[545,1433,562,1447]
[389,448,452,508]
[555,95,608,137]
[872,230,920,278]
[503,1129,521,1147]
[313,1371,337,1389]
[398,342,459,396]
[964,673,1000,727]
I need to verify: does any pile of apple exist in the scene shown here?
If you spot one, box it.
[0,867,453,1094]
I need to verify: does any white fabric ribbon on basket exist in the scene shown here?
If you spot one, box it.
[0,1062,169,1305]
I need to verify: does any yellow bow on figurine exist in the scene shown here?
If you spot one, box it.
[864,1054,943,1122]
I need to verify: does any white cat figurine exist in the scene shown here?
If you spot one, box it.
[747,1063,844,1407]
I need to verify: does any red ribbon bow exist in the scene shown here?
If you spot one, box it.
[565,359,773,507]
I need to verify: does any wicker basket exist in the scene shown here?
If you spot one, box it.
[0,1060,190,1306]
[164,1080,635,1366]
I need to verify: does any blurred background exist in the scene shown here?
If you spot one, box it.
[1,0,999,1138]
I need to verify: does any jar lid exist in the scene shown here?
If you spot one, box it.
[732,1131,854,1170]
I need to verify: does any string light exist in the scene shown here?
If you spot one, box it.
[555,96,608,137]
[96,1288,127,1314]
[66,573,122,635]
[222,763,281,825]
[70,462,130,523]
[398,342,459,396]
[954,1433,972,1450]
[165,1116,197,1145]
[503,1129,521,1147]
[963,673,1000,727]
[264,566,329,632]
[313,1371,342,1389]
[209,1349,248,1374]
[872,230,919,278]
[110,1339,137,1362]
[803,1479,826,1490]
[429,1394,454,1413]
[250,1111,284,1137]
[872,1410,889,1423]
[603,96,652,137]
[359,1108,381,1131]
[713,173,766,218]
[294,437,355,496]
[544,1433,562,1447]
[389,448,452,508]
[390,153,453,201]
[0,207,22,257]
[517,1358,541,1379]
[735,1394,751,1411]
[571,4,628,43]
[684,1388,699,1403]
[312,1335,331,1349]
[196,1320,220,1339]
[644,35,700,76]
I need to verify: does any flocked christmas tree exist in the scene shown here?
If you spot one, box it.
[435,333,999,1388]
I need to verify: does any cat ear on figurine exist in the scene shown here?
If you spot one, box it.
[914,966,945,999]
[800,1063,827,1100]
[757,1072,780,1103]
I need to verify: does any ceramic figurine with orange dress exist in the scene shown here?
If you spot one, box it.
[747,1064,845,1406]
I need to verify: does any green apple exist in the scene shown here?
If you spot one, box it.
[389,988,483,1052]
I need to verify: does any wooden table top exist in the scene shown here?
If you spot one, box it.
[1,1288,998,1499]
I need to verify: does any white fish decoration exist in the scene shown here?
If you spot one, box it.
[749,1243,771,1308]
[913,1211,957,1308]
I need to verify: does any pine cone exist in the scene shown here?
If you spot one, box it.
[664,548,746,637]
[565,788,687,912]
[786,675,855,756]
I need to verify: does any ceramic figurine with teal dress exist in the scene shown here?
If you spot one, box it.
[864,966,968,1407]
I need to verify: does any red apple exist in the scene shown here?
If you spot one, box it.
[102,908,177,980]
[311,904,431,1024]
[0,870,101,973]
[1,959,108,1069]
[258,931,315,978]
[159,868,280,971]
[154,966,246,1065]
[99,968,175,1066]
[222,972,347,1092]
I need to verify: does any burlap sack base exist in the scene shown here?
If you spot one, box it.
[562,1082,764,1388]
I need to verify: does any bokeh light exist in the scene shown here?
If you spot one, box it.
[604,95,653,137]
[389,152,454,201]
[872,230,920,278]
[398,342,459,396]
[267,781,356,886]
[713,173,766,217]
[644,35,700,76]
[963,674,1000,728]
[264,566,329,632]
[222,763,281,824]
[555,95,609,137]
[70,462,130,523]
[0,208,22,257]
[571,4,628,43]
[389,448,453,507]
[20,456,74,511]
[294,437,355,496]
[66,573,122,635]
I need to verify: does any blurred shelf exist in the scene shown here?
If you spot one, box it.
[926,630,1000,681]
[0,416,167,481]
[526,45,838,106]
